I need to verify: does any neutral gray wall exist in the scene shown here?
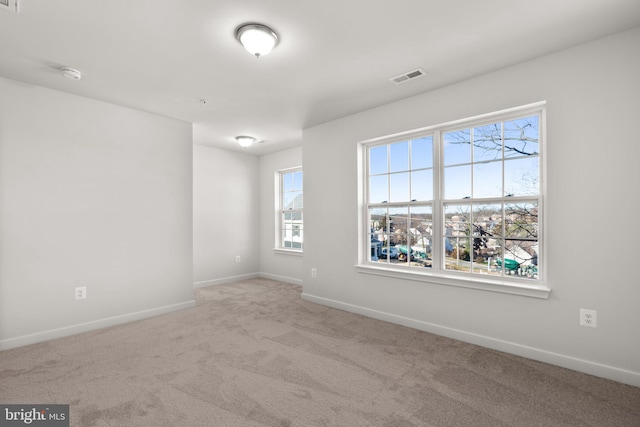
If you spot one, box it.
[259,146,303,285]
[193,144,260,286]
[301,27,640,386]
[0,77,194,349]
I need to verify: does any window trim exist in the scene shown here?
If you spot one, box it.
[275,166,303,253]
[357,102,549,299]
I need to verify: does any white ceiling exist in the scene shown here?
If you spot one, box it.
[1,1,640,155]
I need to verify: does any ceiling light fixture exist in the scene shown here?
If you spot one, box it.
[235,136,256,148]
[235,23,279,58]
[61,67,82,80]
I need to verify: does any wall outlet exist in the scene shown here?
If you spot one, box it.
[579,309,597,328]
[75,286,87,300]
[235,255,241,263]
[311,268,317,278]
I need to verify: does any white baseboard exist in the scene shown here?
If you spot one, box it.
[259,272,303,286]
[193,273,259,288]
[193,273,303,288]
[301,292,640,388]
[0,300,196,352]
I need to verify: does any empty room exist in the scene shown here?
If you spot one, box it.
[1,1,640,426]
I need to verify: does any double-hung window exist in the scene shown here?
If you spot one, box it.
[278,168,303,251]
[362,103,545,295]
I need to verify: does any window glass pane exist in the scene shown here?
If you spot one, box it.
[293,192,303,209]
[487,244,504,277]
[410,206,433,237]
[389,172,410,202]
[472,203,502,239]
[503,239,538,279]
[504,116,539,158]
[379,235,396,264]
[473,161,502,198]
[410,206,432,267]
[369,207,388,233]
[504,157,538,196]
[389,207,408,249]
[472,204,501,272]
[444,129,471,165]
[504,203,538,239]
[369,206,386,262]
[390,141,409,172]
[444,204,470,272]
[411,136,433,169]
[472,256,492,275]
[283,191,302,209]
[369,175,388,203]
[292,171,303,191]
[444,165,471,199]
[411,170,433,201]
[283,173,294,192]
[445,237,471,272]
[444,204,470,237]
[395,239,409,265]
[369,145,388,175]
[473,123,503,162]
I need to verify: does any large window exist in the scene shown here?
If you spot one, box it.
[362,104,544,292]
[279,168,303,250]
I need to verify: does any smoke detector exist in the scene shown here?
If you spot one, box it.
[0,0,19,13]
[61,67,82,81]
[390,68,426,85]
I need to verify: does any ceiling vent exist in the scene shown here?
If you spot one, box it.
[0,0,19,13]
[390,68,426,85]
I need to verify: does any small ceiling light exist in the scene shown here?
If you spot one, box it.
[236,136,256,148]
[61,67,82,80]
[235,23,279,58]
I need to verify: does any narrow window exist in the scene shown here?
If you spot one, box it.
[279,168,303,250]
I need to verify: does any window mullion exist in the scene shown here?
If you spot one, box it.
[386,144,391,203]
[432,130,443,273]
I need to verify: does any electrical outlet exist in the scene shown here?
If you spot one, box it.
[311,268,317,278]
[579,309,597,328]
[75,286,87,300]
[235,256,241,263]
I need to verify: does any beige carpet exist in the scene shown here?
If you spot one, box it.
[1,278,639,426]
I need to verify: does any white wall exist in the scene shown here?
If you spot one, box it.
[301,27,640,386]
[259,146,303,285]
[0,77,194,350]
[193,145,260,286]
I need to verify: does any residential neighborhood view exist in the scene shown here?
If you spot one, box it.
[367,114,541,280]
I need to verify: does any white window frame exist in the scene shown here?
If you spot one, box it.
[357,102,549,299]
[275,167,303,255]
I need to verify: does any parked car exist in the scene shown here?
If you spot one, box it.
[380,247,399,259]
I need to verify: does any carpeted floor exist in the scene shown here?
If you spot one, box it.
[1,278,639,426]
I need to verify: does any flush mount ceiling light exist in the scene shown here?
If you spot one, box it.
[235,23,279,58]
[236,136,256,148]
[61,67,82,80]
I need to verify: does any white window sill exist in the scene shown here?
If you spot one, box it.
[274,248,303,257]
[355,264,550,299]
